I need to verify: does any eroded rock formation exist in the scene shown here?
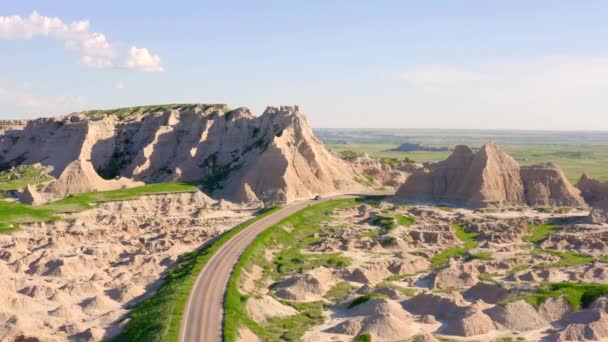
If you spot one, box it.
[395,143,586,208]
[0,105,364,204]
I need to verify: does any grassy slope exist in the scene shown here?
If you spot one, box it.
[0,201,59,233]
[224,198,363,342]
[44,182,198,212]
[513,282,608,311]
[523,223,556,244]
[110,206,281,342]
[0,165,53,194]
[0,182,198,233]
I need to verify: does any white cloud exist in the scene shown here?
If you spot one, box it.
[0,11,163,72]
[394,56,608,130]
[114,82,125,90]
[126,46,164,72]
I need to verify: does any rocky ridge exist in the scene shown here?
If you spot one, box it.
[0,105,364,204]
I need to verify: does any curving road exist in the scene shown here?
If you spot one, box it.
[179,193,386,342]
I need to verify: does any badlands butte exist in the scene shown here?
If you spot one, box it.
[0,104,608,342]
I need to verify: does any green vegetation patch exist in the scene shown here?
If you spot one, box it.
[467,251,493,261]
[325,282,357,302]
[84,103,228,119]
[517,282,608,311]
[369,215,397,231]
[44,182,198,213]
[396,214,416,226]
[110,206,280,342]
[0,200,59,233]
[347,293,388,309]
[354,333,372,342]
[259,300,325,342]
[523,223,556,244]
[431,224,478,268]
[532,249,594,269]
[376,281,418,296]
[509,264,531,274]
[225,198,362,341]
[0,165,53,196]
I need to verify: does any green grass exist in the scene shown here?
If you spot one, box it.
[369,215,397,231]
[532,249,594,269]
[324,282,357,302]
[509,264,531,274]
[477,273,502,285]
[84,103,229,119]
[347,293,388,309]
[599,255,608,262]
[431,224,479,268]
[0,181,200,234]
[259,300,325,342]
[468,251,493,261]
[396,214,416,226]
[0,200,60,233]
[354,333,372,342]
[518,282,608,311]
[523,223,556,244]
[0,165,52,195]
[224,198,362,341]
[43,182,198,213]
[110,206,281,342]
[376,281,418,296]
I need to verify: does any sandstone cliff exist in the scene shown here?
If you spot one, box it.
[395,143,586,208]
[0,104,364,203]
[577,173,608,211]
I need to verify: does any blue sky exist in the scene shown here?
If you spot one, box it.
[2,1,608,130]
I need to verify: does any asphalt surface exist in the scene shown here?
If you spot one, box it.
[179,193,384,342]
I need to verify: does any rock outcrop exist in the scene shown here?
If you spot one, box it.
[521,162,587,208]
[346,154,421,189]
[18,185,44,205]
[0,105,364,204]
[396,143,586,208]
[577,173,608,211]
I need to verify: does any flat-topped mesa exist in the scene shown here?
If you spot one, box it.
[577,173,608,211]
[395,143,586,209]
[0,104,364,204]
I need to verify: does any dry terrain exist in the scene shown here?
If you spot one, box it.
[234,198,608,341]
[0,192,254,341]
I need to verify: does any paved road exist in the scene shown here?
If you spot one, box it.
[179,193,386,342]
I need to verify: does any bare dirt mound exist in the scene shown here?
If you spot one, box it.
[396,143,585,208]
[1,105,364,204]
[245,295,298,322]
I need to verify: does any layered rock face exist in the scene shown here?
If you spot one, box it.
[0,105,362,203]
[577,173,608,211]
[396,143,586,208]
[521,162,587,208]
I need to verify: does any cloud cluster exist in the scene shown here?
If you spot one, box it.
[0,11,163,72]
[396,56,608,130]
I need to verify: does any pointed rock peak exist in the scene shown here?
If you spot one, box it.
[578,172,592,184]
[19,184,44,205]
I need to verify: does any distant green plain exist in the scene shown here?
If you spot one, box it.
[324,142,608,183]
